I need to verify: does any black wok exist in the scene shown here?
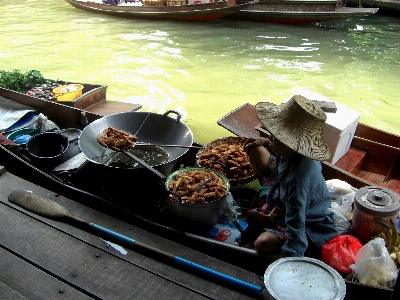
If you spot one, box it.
[78,110,194,176]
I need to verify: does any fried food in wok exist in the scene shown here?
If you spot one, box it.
[197,144,254,181]
[168,170,227,203]
[97,127,138,151]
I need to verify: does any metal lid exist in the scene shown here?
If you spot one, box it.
[264,257,346,300]
[354,186,400,217]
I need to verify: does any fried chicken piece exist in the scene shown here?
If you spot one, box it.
[197,143,254,181]
[97,127,138,151]
[168,170,227,203]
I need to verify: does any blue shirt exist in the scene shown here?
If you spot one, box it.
[276,153,338,257]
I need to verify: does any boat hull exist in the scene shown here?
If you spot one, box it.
[0,90,398,299]
[228,6,379,23]
[64,0,253,21]
[227,0,378,23]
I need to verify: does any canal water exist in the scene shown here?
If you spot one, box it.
[1,0,400,144]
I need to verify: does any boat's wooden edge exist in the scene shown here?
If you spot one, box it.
[0,87,102,126]
[83,100,142,116]
[355,123,400,148]
[0,87,142,124]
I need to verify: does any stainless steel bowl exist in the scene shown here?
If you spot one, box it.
[165,167,230,226]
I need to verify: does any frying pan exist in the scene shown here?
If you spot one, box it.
[79,110,193,176]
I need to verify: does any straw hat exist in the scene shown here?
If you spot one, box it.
[255,95,332,161]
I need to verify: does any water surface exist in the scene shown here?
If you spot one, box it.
[1,1,400,143]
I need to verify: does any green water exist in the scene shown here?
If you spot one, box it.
[1,1,400,143]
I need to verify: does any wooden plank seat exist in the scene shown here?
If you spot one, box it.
[335,147,368,174]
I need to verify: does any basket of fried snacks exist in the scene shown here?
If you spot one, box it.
[196,136,255,188]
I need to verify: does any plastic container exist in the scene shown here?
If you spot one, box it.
[7,128,41,145]
[264,257,346,300]
[323,102,360,164]
[53,84,84,102]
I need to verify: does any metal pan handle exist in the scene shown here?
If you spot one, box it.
[163,110,182,123]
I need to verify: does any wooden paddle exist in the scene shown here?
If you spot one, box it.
[8,190,263,296]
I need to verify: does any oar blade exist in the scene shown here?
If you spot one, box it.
[8,190,73,220]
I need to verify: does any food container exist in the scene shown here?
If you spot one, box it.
[352,186,400,244]
[7,128,41,145]
[53,84,84,102]
[196,136,256,189]
[165,167,230,226]
[264,257,346,300]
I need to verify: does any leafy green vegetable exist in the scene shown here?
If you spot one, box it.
[0,69,55,93]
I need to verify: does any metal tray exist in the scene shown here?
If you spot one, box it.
[264,257,346,300]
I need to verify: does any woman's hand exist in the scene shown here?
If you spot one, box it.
[243,137,271,155]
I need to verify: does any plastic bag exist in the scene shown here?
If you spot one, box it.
[329,209,352,235]
[31,113,59,132]
[326,179,357,200]
[224,192,242,223]
[350,238,399,288]
[321,235,363,274]
[327,179,357,220]
[331,192,355,220]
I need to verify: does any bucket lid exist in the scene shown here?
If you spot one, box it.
[264,257,346,300]
[354,186,400,217]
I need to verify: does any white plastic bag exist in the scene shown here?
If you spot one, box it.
[329,208,352,235]
[331,192,355,220]
[326,179,357,200]
[327,179,357,220]
[224,192,242,223]
[31,113,59,132]
[350,238,398,288]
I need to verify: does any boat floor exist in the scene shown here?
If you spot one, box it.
[334,140,400,196]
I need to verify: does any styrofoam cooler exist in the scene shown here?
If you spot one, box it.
[324,102,360,164]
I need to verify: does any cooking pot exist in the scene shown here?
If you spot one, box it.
[352,186,400,244]
[165,167,230,226]
[79,110,193,176]
[26,129,81,170]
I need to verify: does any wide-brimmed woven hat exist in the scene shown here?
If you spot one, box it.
[255,95,332,161]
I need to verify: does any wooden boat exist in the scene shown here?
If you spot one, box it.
[217,103,400,197]
[346,0,400,15]
[8,80,142,116]
[64,0,255,21]
[0,89,398,299]
[227,0,379,24]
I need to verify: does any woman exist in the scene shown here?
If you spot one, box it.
[242,95,339,258]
